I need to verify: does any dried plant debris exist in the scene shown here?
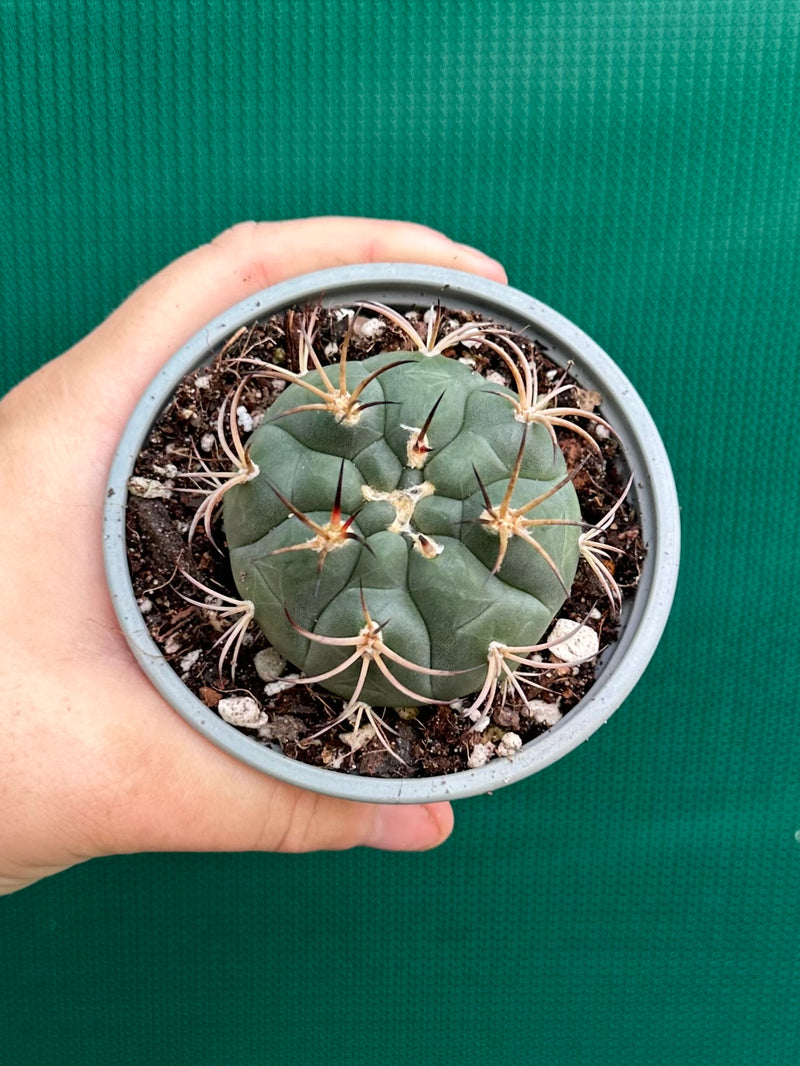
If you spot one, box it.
[127,303,644,778]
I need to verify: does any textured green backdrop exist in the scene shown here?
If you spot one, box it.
[1,1,799,1063]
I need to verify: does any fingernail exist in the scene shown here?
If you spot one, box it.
[365,803,454,852]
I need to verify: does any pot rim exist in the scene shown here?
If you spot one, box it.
[103,263,680,802]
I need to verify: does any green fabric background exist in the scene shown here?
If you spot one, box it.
[1,1,798,1062]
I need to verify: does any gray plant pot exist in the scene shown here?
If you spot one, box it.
[104,264,680,803]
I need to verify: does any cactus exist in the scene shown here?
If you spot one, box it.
[215,304,615,715]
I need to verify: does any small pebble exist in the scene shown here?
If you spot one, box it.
[574,387,603,412]
[497,732,523,758]
[258,715,306,744]
[236,405,254,432]
[355,316,385,340]
[217,695,268,728]
[321,748,347,770]
[180,649,201,676]
[548,619,600,663]
[468,742,495,769]
[254,647,287,681]
[396,705,420,720]
[127,476,172,499]
[264,674,301,698]
[340,723,377,752]
[200,432,216,452]
[522,699,562,726]
[493,704,520,730]
[470,714,492,733]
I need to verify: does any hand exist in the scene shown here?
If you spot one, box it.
[0,218,507,894]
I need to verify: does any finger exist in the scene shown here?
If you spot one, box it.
[361,802,455,852]
[151,739,455,855]
[228,787,456,855]
[111,758,455,857]
[73,217,507,405]
[75,683,455,859]
[128,776,455,856]
[0,652,454,892]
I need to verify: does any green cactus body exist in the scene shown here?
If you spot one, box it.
[224,348,581,706]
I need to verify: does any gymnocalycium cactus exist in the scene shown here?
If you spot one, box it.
[202,303,622,725]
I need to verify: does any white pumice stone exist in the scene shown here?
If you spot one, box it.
[340,724,377,752]
[523,699,562,726]
[355,316,385,340]
[264,674,301,698]
[467,742,495,769]
[548,619,600,663]
[153,462,179,478]
[218,695,268,728]
[254,647,288,681]
[127,476,173,499]
[497,732,523,758]
[236,405,254,432]
[180,649,201,675]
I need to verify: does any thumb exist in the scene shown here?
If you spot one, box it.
[362,802,455,852]
[264,791,456,854]
[95,708,456,857]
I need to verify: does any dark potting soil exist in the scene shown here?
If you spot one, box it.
[126,303,644,778]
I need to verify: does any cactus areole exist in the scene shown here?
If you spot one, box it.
[223,346,583,708]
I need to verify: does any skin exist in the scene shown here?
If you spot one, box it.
[0,217,508,895]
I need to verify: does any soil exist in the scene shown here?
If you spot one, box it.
[126,303,645,779]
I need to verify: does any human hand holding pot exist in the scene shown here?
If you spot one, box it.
[0,218,508,894]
